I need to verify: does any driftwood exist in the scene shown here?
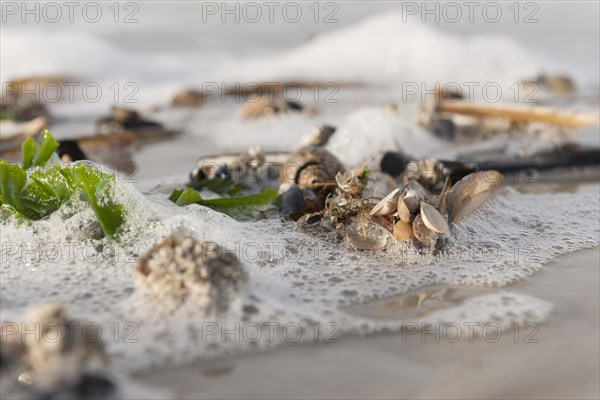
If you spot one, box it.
[435,101,598,127]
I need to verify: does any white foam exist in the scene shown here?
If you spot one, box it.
[215,12,545,88]
[326,108,446,166]
[1,171,598,371]
[2,11,589,104]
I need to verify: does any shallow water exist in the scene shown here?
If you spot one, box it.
[1,171,598,373]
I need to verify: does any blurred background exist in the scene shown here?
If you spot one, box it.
[1,1,599,179]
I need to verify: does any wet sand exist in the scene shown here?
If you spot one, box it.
[135,247,599,399]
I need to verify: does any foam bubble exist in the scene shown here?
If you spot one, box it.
[1,174,598,371]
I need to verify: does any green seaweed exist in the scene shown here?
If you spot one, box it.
[169,187,279,209]
[0,131,124,238]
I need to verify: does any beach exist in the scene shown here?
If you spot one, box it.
[1,2,599,399]
[134,246,600,399]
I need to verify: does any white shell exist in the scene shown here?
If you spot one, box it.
[346,219,390,250]
[370,188,400,216]
[412,214,438,246]
[420,202,449,233]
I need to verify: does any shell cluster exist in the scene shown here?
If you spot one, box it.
[366,179,449,248]
[335,157,452,250]
[134,233,247,314]
[0,304,114,400]
[276,144,504,251]
[355,170,504,250]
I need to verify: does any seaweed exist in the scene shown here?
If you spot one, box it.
[0,131,124,238]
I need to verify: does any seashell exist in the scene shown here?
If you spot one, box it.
[393,220,414,241]
[402,188,425,213]
[396,195,413,223]
[412,214,439,246]
[346,218,390,250]
[420,202,449,233]
[280,145,344,186]
[370,188,400,216]
[403,159,448,190]
[297,163,333,187]
[367,214,394,233]
[279,185,307,220]
[335,172,364,195]
[447,170,504,224]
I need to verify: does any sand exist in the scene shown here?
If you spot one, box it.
[134,247,599,399]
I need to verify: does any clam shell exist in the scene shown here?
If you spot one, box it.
[393,220,414,241]
[403,188,424,213]
[346,218,390,250]
[420,202,449,233]
[370,188,400,216]
[412,214,438,246]
[367,214,394,233]
[396,196,413,223]
[447,170,504,224]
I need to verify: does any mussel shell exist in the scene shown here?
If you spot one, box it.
[346,218,390,250]
[412,214,438,246]
[279,185,307,220]
[447,170,504,224]
[370,188,400,216]
[420,202,449,233]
